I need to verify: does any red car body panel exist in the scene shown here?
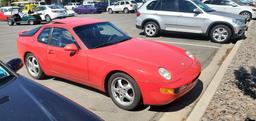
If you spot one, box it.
[17,17,201,105]
[0,12,8,21]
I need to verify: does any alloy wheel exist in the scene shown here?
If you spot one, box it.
[212,27,229,42]
[111,77,135,106]
[26,56,40,77]
[145,23,157,36]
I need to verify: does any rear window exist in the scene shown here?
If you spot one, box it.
[20,26,42,36]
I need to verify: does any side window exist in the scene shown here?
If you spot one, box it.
[147,1,157,10]
[38,28,51,44]
[209,0,222,5]
[179,1,197,13]
[50,28,75,48]
[120,2,125,5]
[126,2,130,4]
[155,0,178,12]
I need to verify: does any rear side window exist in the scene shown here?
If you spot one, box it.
[20,26,41,36]
[155,0,178,11]
[38,28,51,44]
[147,1,157,10]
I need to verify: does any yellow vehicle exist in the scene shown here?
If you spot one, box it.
[22,3,39,14]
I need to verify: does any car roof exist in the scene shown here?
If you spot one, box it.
[51,17,107,27]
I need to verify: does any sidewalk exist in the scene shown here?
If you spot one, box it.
[199,21,256,120]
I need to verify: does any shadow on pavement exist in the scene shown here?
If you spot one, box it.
[149,80,203,112]
[234,66,256,99]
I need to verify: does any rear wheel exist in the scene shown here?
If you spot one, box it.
[210,25,232,43]
[25,53,46,79]
[123,8,129,14]
[45,15,51,23]
[108,8,113,14]
[28,19,35,25]
[8,19,14,26]
[143,21,160,37]
[108,73,142,111]
[239,11,252,21]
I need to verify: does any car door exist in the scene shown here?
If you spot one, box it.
[204,0,227,12]
[46,27,89,84]
[175,0,207,33]
[218,0,241,14]
[152,0,181,31]
[35,6,46,20]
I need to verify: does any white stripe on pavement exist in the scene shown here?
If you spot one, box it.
[154,40,220,49]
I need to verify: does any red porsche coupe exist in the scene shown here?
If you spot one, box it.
[17,17,201,110]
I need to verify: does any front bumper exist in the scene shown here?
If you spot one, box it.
[140,60,201,105]
[233,24,248,38]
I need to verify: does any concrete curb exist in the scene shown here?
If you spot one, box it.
[186,35,246,121]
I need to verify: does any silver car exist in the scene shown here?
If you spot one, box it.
[136,0,247,43]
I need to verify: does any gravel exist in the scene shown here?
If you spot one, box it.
[201,21,256,121]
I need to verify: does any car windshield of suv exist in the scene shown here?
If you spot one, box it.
[74,22,131,49]
[193,0,215,12]
[48,5,61,9]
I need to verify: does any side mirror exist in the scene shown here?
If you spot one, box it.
[6,58,23,72]
[232,4,238,7]
[193,8,202,14]
[64,44,78,55]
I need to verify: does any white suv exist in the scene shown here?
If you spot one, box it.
[204,0,256,20]
[64,2,81,10]
[34,5,68,23]
[107,0,137,14]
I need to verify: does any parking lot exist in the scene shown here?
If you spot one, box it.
[0,13,231,121]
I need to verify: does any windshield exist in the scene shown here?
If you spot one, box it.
[193,0,215,12]
[74,22,131,49]
[48,5,62,9]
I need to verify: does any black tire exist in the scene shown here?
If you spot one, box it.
[107,72,142,110]
[45,15,51,23]
[123,8,129,14]
[25,53,46,79]
[108,8,113,14]
[16,23,20,25]
[239,11,252,21]
[210,25,232,43]
[8,19,14,26]
[28,19,35,25]
[143,21,160,37]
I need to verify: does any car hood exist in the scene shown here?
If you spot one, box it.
[208,11,243,19]
[97,39,193,74]
[0,76,101,121]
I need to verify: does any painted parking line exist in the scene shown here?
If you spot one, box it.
[154,40,220,49]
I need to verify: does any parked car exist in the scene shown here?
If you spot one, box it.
[64,2,81,10]
[8,12,41,26]
[74,5,97,14]
[0,11,8,21]
[94,2,108,12]
[0,58,102,121]
[54,4,76,17]
[33,5,68,23]
[0,6,20,17]
[136,0,247,43]
[17,17,201,110]
[203,0,256,20]
[107,0,137,14]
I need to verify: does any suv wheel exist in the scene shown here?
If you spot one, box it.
[239,11,252,21]
[210,25,231,43]
[144,21,160,37]
[123,8,129,14]
[45,15,51,23]
[108,8,113,14]
[108,73,142,111]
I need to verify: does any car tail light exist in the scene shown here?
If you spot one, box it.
[136,11,140,17]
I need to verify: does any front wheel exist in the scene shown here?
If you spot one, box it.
[108,8,113,14]
[210,25,232,43]
[123,8,129,14]
[108,73,142,110]
[143,21,160,37]
[25,53,46,79]
[45,15,51,23]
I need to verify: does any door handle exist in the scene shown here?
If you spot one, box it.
[48,50,54,54]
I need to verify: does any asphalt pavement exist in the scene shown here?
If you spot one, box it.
[0,13,226,121]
